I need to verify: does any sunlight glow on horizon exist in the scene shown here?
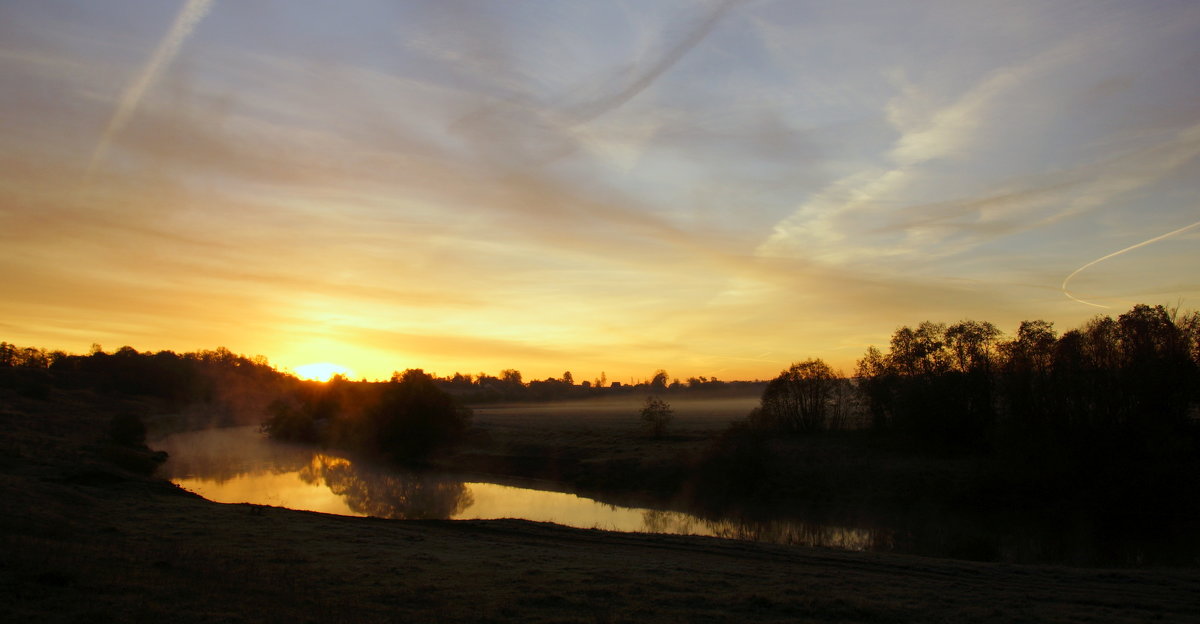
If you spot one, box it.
[2,1,1197,381]
[293,362,357,382]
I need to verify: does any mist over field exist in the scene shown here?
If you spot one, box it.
[473,395,762,431]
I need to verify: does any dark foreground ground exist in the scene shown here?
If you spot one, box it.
[3,389,1200,623]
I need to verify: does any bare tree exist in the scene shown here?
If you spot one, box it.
[757,359,841,433]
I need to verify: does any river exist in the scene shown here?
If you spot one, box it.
[153,426,1197,566]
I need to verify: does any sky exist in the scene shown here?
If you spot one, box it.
[1,0,1198,382]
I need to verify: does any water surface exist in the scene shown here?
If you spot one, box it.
[154,426,876,548]
[154,426,1198,566]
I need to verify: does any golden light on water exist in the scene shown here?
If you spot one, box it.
[158,427,881,548]
[173,470,360,517]
[293,362,356,382]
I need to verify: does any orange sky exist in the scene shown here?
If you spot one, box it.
[2,1,1198,382]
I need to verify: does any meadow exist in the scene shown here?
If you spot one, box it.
[5,384,1200,622]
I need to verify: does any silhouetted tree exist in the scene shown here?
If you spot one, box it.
[853,305,1199,461]
[754,359,842,433]
[361,369,471,462]
[641,396,673,439]
[263,398,320,442]
[1115,304,1194,433]
[890,322,951,377]
[945,320,1002,374]
[855,345,895,430]
[0,342,15,367]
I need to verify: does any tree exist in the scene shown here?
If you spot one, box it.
[888,322,951,377]
[855,345,896,430]
[999,319,1058,431]
[499,369,523,386]
[755,359,841,433]
[1114,304,1195,430]
[650,369,669,390]
[641,396,673,439]
[945,320,1001,373]
[364,369,472,461]
[1004,320,1057,375]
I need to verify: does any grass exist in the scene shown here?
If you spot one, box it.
[4,386,1200,622]
[443,396,1200,566]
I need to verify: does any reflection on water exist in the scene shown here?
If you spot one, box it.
[155,427,1198,565]
[305,455,472,519]
[155,426,882,550]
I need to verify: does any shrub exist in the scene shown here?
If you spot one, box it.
[364,369,472,461]
[108,413,147,447]
[640,396,673,439]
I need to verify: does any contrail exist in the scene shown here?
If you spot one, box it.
[85,0,214,182]
[1062,219,1200,309]
[569,0,747,125]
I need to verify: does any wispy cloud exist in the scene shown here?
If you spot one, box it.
[757,35,1087,263]
[3,1,1199,379]
[85,0,213,182]
[566,0,747,125]
[754,8,1200,279]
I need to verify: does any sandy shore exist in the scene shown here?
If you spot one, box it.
[3,390,1200,622]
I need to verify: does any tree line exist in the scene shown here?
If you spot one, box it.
[432,368,757,402]
[750,304,1200,462]
[0,343,288,411]
[0,343,472,462]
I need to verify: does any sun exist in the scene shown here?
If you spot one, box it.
[294,362,356,382]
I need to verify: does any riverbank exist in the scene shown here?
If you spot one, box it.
[5,388,1200,621]
[420,398,1200,566]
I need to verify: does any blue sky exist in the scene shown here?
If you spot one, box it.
[1,0,1198,381]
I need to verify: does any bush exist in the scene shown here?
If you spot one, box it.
[108,413,147,447]
[640,396,673,439]
[363,369,472,461]
[261,399,319,443]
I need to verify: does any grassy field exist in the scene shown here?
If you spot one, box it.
[456,395,999,513]
[447,395,758,504]
[5,386,1200,622]
[458,396,1200,567]
[472,395,759,429]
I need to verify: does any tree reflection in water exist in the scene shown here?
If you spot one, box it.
[298,454,472,519]
[703,517,889,552]
[156,426,472,519]
[157,427,1192,565]
[640,509,890,552]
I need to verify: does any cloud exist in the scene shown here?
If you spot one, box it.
[4,1,1200,379]
[767,45,1076,255]
[755,16,1200,274]
[86,0,213,181]
[566,0,747,125]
